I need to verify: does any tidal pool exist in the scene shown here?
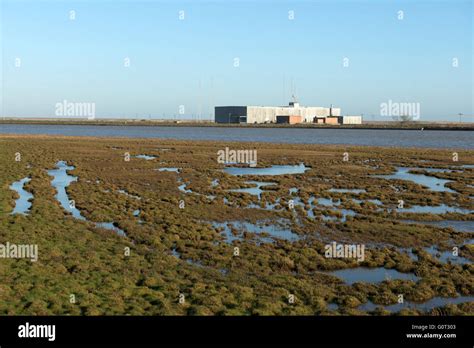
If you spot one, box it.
[48,161,126,236]
[48,161,85,220]
[178,182,192,193]
[312,198,356,222]
[212,220,300,244]
[329,188,366,194]
[224,163,309,176]
[359,296,474,313]
[157,167,180,172]
[95,222,126,237]
[396,247,419,262]
[423,246,472,265]
[321,209,356,223]
[352,198,383,206]
[375,167,456,193]
[396,204,471,214]
[228,181,276,199]
[329,267,419,285]
[10,177,33,215]
[171,248,181,258]
[317,198,341,207]
[399,244,473,265]
[246,199,282,211]
[135,154,156,160]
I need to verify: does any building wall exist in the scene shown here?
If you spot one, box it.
[276,115,302,124]
[247,106,280,123]
[341,115,362,124]
[330,108,341,117]
[288,115,302,124]
[214,106,247,123]
[326,116,339,124]
[246,106,342,123]
[215,105,344,124]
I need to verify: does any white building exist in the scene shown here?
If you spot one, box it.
[215,100,342,124]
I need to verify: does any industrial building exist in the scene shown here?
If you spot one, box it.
[215,100,361,125]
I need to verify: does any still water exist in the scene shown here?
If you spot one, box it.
[10,177,33,214]
[48,161,126,236]
[329,267,420,285]
[2,124,472,148]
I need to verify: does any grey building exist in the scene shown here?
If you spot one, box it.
[214,106,248,123]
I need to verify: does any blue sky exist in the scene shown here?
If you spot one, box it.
[1,0,472,121]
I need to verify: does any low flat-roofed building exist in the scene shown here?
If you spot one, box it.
[215,100,341,124]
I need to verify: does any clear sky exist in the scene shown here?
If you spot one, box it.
[1,0,472,121]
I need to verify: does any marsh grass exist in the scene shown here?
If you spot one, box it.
[0,135,472,315]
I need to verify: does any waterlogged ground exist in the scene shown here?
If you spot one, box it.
[0,135,473,316]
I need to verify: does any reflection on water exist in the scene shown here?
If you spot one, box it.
[329,267,419,285]
[10,177,33,215]
[375,167,456,193]
[48,161,126,236]
[48,161,85,220]
[212,220,300,244]
[224,163,309,176]
[4,124,472,148]
[228,181,276,199]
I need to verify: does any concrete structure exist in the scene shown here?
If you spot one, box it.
[339,115,363,125]
[325,116,340,125]
[215,100,342,124]
[215,100,362,125]
[276,115,302,124]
